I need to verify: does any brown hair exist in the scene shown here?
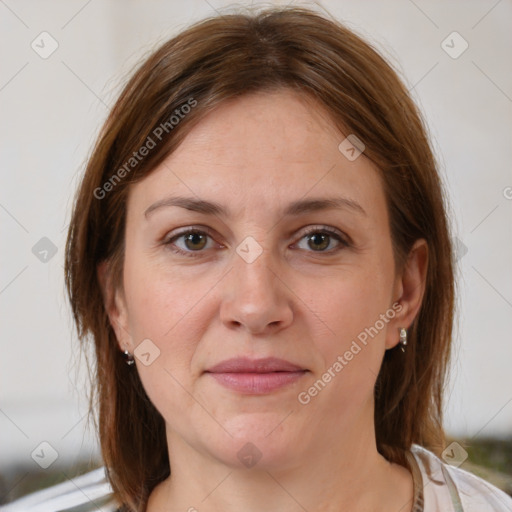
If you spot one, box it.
[65,6,455,511]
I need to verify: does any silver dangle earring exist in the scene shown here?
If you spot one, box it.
[399,327,407,353]
[123,349,135,366]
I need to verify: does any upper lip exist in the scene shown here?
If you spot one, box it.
[205,357,306,373]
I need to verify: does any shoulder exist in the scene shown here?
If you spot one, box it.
[0,467,121,512]
[411,444,512,511]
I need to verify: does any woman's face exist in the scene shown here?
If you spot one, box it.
[108,90,425,470]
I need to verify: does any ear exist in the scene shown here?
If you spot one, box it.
[97,260,133,353]
[385,239,428,350]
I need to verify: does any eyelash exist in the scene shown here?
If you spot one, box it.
[163,226,350,258]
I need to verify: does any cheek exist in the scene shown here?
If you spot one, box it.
[296,259,394,406]
[123,246,209,340]
[301,260,394,344]
[122,260,210,422]
[122,251,220,390]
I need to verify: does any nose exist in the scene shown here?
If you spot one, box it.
[219,246,294,335]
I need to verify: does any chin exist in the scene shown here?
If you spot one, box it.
[206,414,301,471]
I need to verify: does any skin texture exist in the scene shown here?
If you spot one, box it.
[104,90,428,512]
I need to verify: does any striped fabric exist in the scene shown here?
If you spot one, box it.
[2,445,511,511]
[0,467,119,512]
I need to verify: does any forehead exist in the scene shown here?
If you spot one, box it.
[180,90,341,164]
[127,90,387,224]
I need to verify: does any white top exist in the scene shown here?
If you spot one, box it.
[409,445,512,511]
[2,445,511,511]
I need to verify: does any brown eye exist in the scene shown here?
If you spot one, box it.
[183,232,208,251]
[164,229,216,257]
[307,233,330,251]
[294,227,348,254]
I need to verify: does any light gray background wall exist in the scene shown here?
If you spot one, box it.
[1,0,511,471]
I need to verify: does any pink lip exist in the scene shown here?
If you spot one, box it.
[204,357,308,394]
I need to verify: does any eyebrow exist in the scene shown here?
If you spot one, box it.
[144,195,366,219]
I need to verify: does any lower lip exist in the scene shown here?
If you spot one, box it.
[206,371,307,394]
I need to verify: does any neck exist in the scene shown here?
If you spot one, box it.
[147,405,414,512]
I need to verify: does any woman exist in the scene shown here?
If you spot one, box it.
[4,6,511,512]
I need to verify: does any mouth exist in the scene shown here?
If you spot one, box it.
[204,357,308,394]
